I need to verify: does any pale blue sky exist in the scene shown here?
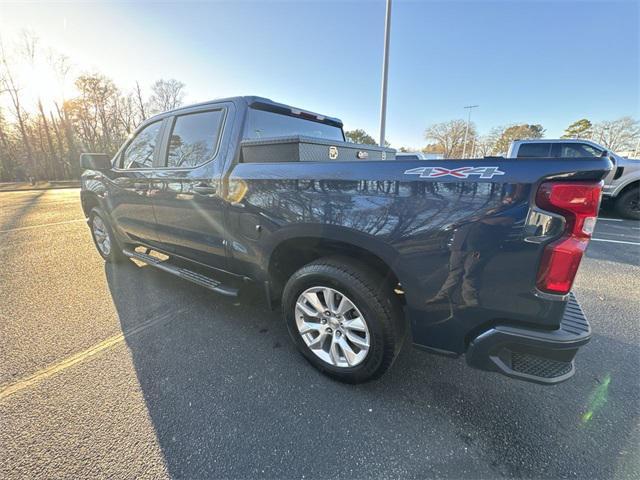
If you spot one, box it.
[1,0,638,148]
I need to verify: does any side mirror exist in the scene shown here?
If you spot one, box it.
[80,153,111,171]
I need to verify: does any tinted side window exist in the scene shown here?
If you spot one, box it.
[121,121,163,169]
[556,143,603,158]
[166,110,224,168]
[517,143,551,157]
[581,144,603,157]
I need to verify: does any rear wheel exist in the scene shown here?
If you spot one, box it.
[282,257,404,383]
[89,208,127,263]
[615,187,640,220]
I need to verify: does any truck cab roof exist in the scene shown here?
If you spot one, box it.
[148,96,343,128]
[511,138,605,146]
[507,138,609,158]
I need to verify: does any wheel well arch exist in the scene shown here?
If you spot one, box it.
[617,180,639,197]
[267,236,401,303]
[81,192,100,218]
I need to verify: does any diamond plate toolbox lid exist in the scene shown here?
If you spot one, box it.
[240,135,396,163]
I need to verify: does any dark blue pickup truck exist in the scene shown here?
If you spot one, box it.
[80,96,610,384]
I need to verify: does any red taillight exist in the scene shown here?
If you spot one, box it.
[535,181,603,294]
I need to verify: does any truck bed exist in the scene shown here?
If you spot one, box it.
[229,155,611,355]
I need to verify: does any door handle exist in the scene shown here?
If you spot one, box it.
[193,185,217,196]
[133,182,147,192]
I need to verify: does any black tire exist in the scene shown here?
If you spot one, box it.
[282,257,404,383]
[615,187,640,220]
[89,207,127,263]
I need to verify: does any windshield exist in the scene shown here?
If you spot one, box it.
[244,108,344,141]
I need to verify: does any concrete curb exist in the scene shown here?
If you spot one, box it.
[0,183,81,193]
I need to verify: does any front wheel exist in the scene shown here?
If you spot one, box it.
[615,187,640,220]
[282,257,404,383]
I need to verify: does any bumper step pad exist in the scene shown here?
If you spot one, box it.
[511,352,573,379]
[466,293,591,384]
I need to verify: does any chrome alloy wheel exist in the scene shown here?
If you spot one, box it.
[92,215,112,256]
[295,286,371,368]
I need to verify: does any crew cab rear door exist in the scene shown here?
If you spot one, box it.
[150,102,234,272]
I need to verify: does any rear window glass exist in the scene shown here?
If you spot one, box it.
[517,143,551,157]
[244,108,344,141]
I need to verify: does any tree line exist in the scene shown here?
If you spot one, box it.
[2,33,638,183]
[0,34,186,182]
[347,115,639,159]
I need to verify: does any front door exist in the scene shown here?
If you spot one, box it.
[107,119,166,246]
[150,106,231,272]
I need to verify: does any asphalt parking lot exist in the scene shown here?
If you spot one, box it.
[1,188,638,479]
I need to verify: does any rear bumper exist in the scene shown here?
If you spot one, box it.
[466,293,591,384]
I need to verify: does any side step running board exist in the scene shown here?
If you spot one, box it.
[123,249,239,297]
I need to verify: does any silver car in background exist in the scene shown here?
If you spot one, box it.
[396,151,445,160]
[508,139,640,219]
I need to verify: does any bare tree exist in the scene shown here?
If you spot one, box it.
[37,99,60,178]
[148,78,185,114]
[0,107,17,179]
[471,126,508,156]
[0,29,193,182]
[115,93,138,135]
[473,136,497,157]
[49,51,72,98]
[134,81,147,121]
[73,73,121,152]
[55,100,79,176]
[591,117,640,152]
[0,38,36,179]
[424,119,477,158]
[46,53,75,176]
[19,30,38,63]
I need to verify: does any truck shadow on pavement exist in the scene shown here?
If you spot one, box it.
[105,262,639,479]
[0,190,45,232]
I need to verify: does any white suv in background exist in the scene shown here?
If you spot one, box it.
[508,139,640,219]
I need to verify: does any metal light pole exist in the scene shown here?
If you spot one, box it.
[461,105,479,158]
[379,0,392,147]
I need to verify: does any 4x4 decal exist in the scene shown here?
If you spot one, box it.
[404,166,505,179]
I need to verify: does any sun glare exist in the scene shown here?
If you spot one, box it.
[4,56,73,114]
[24,60,68,111]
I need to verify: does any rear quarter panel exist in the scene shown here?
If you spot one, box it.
[228,158,610,353]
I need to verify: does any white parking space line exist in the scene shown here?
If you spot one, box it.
[598,218,624,222]
[0,218,85,234]
[599,225,640,231]
[591,238,640,246]
[594,231,640,238]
